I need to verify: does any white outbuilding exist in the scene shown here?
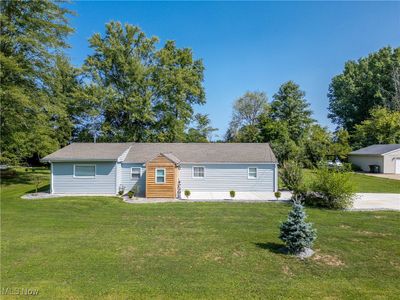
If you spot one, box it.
[348,144,400,174]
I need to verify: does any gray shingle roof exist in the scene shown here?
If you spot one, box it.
[160,152,181,164]
[124,143,277,163]
[349,144,400,156]
[41,143,133,162]
[41,143,277,163]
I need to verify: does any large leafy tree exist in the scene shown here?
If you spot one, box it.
[84,22,205,142]
[152,41,205,142]
[304,124,332,166]
[0,0,74,164]
[84,22,157,142]
[185,113,218,142]
[47,55,90,147]
[270,81,314,141]
[225,91,268,141]
[330,128,351,160]
[352,107,400,148]
[257,115,303,162]
[225,83,313,163]
[328,47,400,132]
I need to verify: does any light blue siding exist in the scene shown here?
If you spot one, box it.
[119,163,146,196]
[52,162,116,194]
[179,164,275,192]
[52,162,276,195]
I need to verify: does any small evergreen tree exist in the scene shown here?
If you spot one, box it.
[279,201,317,254]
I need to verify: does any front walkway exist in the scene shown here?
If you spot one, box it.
[187,191,292,201]
[123,191,292,204]
[124,192,399,211]
[22,191,399,211]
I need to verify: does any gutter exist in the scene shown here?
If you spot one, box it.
[40,158,118,163]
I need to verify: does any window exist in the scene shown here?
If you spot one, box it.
[193,166,205,178]
[248,167,257,179]
[74,165,95,178]
[131,167,141,180]
[155,168,166,184]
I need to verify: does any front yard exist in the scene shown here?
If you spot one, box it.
[1,169,400,299]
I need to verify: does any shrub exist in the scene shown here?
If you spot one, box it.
[130,185,140,198]
[307,166,355,209]
[274,191,281,200]
[0,168,17,179]
[229,190,235,199]
[184,190,191,199]
[350,163,363,172]
[118,185,125,196]
[279,160,303,192]
[33,176,41,194]
[127,191,134,199]
[279,201,317,254]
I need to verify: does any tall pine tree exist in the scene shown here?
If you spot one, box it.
[270,81,314,141]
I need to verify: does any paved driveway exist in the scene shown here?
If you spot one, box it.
[352,193,400,211]
[360,173,400,180]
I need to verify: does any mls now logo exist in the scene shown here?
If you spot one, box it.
[1,288,39,296]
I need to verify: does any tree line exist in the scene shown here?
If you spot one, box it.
[1,1,399,166]
[0,1,216,165]
[225,47,400,166]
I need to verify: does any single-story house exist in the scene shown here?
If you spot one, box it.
[41,143,278,197]
[348,144,400,174]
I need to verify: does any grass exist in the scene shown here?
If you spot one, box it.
[1,169,400,299]
[302,169,400,193]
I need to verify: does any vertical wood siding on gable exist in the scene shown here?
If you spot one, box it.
[179,164,275,192]
[52,162,116,194]
[146,155,177,198]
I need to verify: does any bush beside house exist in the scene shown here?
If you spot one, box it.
[280,160,356,210]
[306,166,356,209]
[184,190,191,199]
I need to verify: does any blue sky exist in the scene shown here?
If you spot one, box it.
[66,1,399,139]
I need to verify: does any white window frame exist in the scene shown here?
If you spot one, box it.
[248,167,257,179]
[192,166,205,179]
[131,167,142,180]
[73,164,96,178]
[155,168,166,184]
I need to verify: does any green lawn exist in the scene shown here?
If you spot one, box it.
[302,169,400,193]
[1,169,400,299]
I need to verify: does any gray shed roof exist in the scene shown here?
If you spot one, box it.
[42,143,277,163]
[124,143,277,163]
[41,143,132,162]
[349,144,400,156]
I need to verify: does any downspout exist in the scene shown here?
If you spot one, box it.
[115,161,119,195]
[274,163,278,193]
[50,162,54,194]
